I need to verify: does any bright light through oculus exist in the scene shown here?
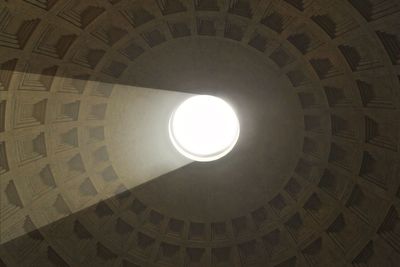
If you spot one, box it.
[169,95,240,162]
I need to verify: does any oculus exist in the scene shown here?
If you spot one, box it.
[169,95,240,162]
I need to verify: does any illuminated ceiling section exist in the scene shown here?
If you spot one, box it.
[0,80,194,244]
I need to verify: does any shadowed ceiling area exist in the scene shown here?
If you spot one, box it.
[0,0,399,266]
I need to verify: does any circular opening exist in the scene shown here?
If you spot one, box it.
[169,95,240,162]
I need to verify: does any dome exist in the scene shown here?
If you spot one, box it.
[0,0,399,266]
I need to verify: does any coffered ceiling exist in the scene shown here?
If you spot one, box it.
[0,0,399,266]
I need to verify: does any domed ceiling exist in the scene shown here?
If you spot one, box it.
[0,0,399,266]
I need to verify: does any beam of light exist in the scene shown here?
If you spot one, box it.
[0,75,196,244]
